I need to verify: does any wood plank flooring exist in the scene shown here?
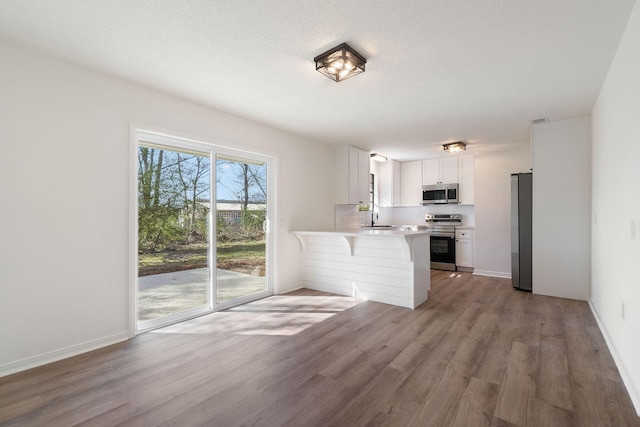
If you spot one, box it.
[1,271,638,426]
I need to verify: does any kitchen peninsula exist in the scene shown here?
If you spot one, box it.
[293,228,430,309]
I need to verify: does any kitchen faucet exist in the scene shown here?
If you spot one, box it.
[370,208,378,227]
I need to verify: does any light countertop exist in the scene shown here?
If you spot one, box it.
[293,227,431,237]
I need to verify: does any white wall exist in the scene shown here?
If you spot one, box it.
[591,0,640,413]
[473,142,532,277]
[0,39,335,375]
[532,117,591,301]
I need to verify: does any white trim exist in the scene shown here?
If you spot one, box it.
[131,122,280,160]
[137,305,214,334]
[473,270,511,279]
[589,300,640,416]
[128,125,139,338]
[278,284,304,294]
[214,290,272,311]
[0,332,129,378]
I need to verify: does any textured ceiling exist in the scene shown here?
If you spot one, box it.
[0,0,636,160]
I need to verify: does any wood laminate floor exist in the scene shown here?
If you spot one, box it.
[1,271,638,426]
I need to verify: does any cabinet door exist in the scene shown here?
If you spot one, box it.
[422,158,441,185]
[401,160,423,206]
[458,154,474,204]
[378,160,402,207]
[422,157,459,185]
[440,156,459,184]
[347,146,360,203]
[455,239,473,267]
[455,229,473,267]
[357,149,371,204]
[392,160,401,206]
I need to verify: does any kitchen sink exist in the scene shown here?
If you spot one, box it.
[360,225,393,229]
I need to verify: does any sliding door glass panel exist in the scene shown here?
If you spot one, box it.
[137,145,211,324]
[215,155,268,304]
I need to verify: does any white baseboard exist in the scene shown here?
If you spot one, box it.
[589,300,640,416]
[0,331,129,378]
[277,283,304,294]
[473,270,511,279]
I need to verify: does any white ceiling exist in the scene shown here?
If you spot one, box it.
[0,0,636,160]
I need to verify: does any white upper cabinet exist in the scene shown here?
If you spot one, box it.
[336,145,371,205]
[458,154,474,205]
[357,149,370,204]
[422,156,459,185]
[378,159,401,207]
[400,160,423,206]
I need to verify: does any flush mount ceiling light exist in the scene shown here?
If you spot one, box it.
[314,43,366,82]
[370,153,387,162]
[443,141,467,153]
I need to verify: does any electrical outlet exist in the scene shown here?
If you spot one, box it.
[622,302,626,320]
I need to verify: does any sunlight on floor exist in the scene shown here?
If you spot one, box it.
[151,294,363,336]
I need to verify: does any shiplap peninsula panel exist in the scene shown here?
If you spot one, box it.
[294,230,430,309]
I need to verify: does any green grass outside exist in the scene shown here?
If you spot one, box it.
[138,240,266,276]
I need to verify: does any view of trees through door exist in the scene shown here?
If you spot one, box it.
[215,155,267,303]
[136,140,270,330]
[137,145,211,324]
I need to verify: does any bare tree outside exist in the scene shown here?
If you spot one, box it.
[137,145,269,321]
[215,158,267,283]
[137,148,267,278]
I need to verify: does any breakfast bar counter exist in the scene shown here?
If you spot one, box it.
[293,228,430,309]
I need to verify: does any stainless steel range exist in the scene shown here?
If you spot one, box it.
[425,214,461,271]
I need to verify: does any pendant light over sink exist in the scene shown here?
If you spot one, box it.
[314,43,367,82]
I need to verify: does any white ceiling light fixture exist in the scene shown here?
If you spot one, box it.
[370,153,387,162]
[314,43,366,82]
[443,141,467,153]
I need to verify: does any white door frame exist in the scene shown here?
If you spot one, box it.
[129,126,277,335]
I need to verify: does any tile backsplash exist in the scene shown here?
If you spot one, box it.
[335,204,370,228]
[383,204,475,226]
[336,204,475,228]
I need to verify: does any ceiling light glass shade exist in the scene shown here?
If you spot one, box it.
[370,153,387,162]
[314,43,366,82]
[443,141,467,152]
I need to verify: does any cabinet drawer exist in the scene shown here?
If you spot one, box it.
[455,229,472,238]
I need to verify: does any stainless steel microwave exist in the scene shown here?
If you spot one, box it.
[422,183,459,205]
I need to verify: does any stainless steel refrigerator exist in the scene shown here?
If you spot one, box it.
[511,172,532,291]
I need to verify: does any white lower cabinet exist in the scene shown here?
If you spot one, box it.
[455,229,473,271]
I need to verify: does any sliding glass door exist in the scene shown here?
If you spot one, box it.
[137,145,212,328]
[135,133,273,331]
[215,155,268,305]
